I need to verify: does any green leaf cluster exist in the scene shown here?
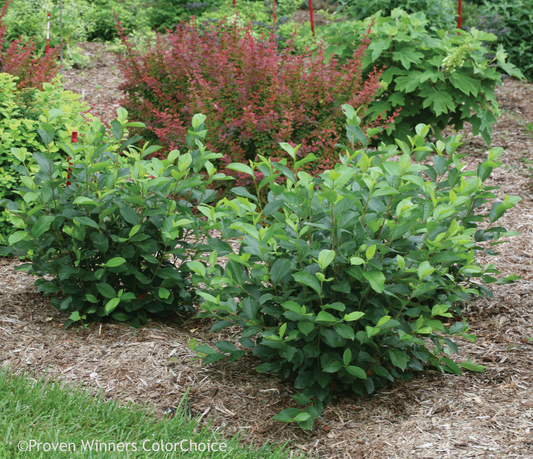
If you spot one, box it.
[1,110,229,328]
[476,0,533,81]
[0,74,95,246]
[189,109,520,429]
[317,9,524,145]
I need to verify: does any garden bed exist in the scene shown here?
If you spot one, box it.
[1,52,533,457]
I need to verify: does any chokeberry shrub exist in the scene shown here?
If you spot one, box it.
[190,108,520,429]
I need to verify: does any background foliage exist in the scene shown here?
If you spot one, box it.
[475,0,533,81]
[315,9,523,144]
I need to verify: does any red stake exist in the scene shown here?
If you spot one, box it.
[66,131,77,186]
[458,0,462,29]
[46,13,51,54]
[309,0,315,39]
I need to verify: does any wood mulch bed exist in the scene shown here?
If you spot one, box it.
[1,45,533,458]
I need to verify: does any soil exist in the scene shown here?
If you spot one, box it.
[1,45,533,458]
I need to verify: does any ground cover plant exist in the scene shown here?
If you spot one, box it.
[0,74,93,245]
[189,108,520,429]
[315,9,523,144]
[0,368,292,458]
[116,19,397,190]
[0,111,230,328]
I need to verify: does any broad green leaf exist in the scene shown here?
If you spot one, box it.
[293,271,322,295]
[74,216,100,230]
[96,283,116,299]
[297,321,314,335]
[73,197,99,206]
[8,231,30,245]
[334,323,355,340]
[363,270,385,293]
[346,366,367,379]
[226,163,254,177]
[389,349,408,371]
[293,393,312,405]
[366,245,376,260]
[350,257,366,265]
[270,258,291,284]
[343,348,352,366]
[392,47,424,69]
[31,215,55,238]
[344,311,365,322]
[113,313,130,321]
[104,257,126,268]
[216,341,237,353]
[105,297,120,313]
[316,311,338,322]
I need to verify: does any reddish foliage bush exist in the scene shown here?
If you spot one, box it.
[116,20,397,187]
[0,1,59,89]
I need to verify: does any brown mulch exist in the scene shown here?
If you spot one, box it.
[60,42,124,122]
[2,49,533,457]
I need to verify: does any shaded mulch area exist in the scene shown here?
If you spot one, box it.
[2,53,533,457]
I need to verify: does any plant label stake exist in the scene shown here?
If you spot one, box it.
[60,0,63,67]
[66,131,77,186]
[309,0,315,38]
[46,13,51,54]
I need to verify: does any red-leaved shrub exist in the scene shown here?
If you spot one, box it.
[0,1,59,89]
[116,19,397,187]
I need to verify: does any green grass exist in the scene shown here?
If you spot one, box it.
[0,368,293,458]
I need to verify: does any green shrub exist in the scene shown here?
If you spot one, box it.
[317,9,523,144]
[189,107,520,430]
[0,73,94,244]
[476,0,533,81]
[1,111,229,328]
[338,0,456,28]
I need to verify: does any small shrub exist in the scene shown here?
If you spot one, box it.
[0,73,94,244]
[317,9,523,144]
[190,107,520,430]
[1,111,229,328]
[117,19,396,189]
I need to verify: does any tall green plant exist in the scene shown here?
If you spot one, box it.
[189,106,520,430]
